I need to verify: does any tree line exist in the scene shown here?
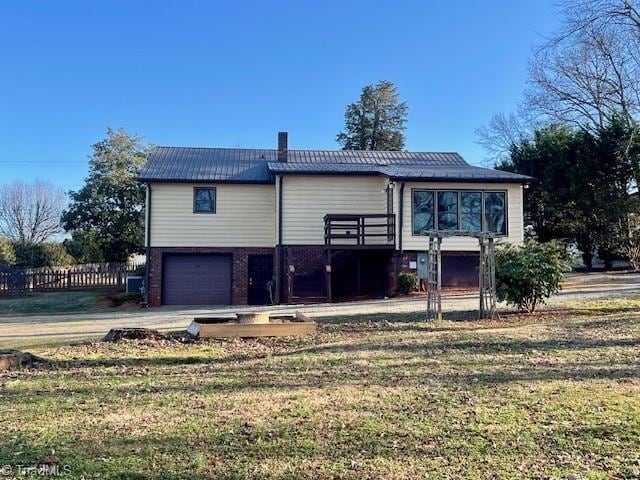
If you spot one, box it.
[478,0,640,269]
[0,128,149,268]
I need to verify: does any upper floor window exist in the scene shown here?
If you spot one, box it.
[412,189,508,235]
[193,187,216,213]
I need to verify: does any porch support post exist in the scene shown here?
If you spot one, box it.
[325,249,333,303]
[286,247,293,303]
[356,253,361,296]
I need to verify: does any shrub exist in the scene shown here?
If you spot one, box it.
[63,230,105,264]
[0,237,15,266]
[13,242,77,268]
[132,263,146,276]
[627,211,640,271]
[398,271,419,294]
[495,240,573,313]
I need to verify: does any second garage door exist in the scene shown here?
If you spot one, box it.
[162,254,232,305]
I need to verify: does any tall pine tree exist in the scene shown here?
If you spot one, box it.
[337,80,408,151]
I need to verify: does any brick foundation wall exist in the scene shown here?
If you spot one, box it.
[397,251,480,287]
[148,246,480,306]
[147,246,275,306]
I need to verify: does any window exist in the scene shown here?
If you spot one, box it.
[412,190,434,234]
[484,191,506,234]
[437,191,458,230]
[411,188,509,236]
[461,191,482,232]
[193,187,216,213]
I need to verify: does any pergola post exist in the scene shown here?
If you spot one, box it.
[426,235,442,322]
[426,230,497,322]
[436,237,442,322]
[478,236,497,320]
[488,237,497,318]
[479,237,485,318]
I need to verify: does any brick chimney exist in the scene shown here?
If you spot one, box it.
[277,131,288,162]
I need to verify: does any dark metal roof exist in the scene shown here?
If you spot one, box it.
[267,161,531,183]
[138,147,275,183]
[380,164,532,182]
[267,162,379,174]
[139,146,531,184]
[285,150,466,166]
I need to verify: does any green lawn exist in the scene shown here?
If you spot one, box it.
[1,305,639,479]
[0,291,140,316]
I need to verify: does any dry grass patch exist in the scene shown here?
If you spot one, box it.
[0,305,639,479]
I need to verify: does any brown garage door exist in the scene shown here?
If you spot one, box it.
[162,254,232,305]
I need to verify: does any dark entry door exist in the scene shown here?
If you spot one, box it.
[248,254,273,305]
[162,254,232,305]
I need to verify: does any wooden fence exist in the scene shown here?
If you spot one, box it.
[0,262,145,297]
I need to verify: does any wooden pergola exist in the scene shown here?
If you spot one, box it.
[423,230,498,321]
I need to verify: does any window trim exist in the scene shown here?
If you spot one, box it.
[411,188,509,236]
[193,187,217,214]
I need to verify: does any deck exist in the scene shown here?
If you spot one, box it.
[323,213,395,249]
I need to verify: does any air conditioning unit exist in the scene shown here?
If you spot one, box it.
[126,276,144,294]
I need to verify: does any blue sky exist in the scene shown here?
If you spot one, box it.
[0,1,559,191]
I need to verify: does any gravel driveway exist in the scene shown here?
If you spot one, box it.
[1,271,638,346]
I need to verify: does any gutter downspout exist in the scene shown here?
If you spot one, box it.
[398,182,404,253]
[395,182,405,295]
[144,183,152,306]
[275,175,283,304]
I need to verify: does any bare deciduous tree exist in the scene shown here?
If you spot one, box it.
[526,0,640,131]
[0,181,65,243]
[475,112,533,161]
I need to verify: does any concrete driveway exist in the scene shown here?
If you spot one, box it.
[1,271,638,346]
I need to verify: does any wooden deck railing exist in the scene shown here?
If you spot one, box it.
[324,214,395,248]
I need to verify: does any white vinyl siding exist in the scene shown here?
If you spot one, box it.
[148,178,524,251]
[149,183,275,247]
[401,182,524,251]
[281,175,388,245]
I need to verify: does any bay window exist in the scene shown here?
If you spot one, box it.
[411,189,508,235]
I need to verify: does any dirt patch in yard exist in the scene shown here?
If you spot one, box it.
[97,293,143,309]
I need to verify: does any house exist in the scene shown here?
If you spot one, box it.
[138,132,531,306]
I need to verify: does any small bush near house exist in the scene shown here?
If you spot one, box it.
[398,271,419,294]
[496,239,573,313]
